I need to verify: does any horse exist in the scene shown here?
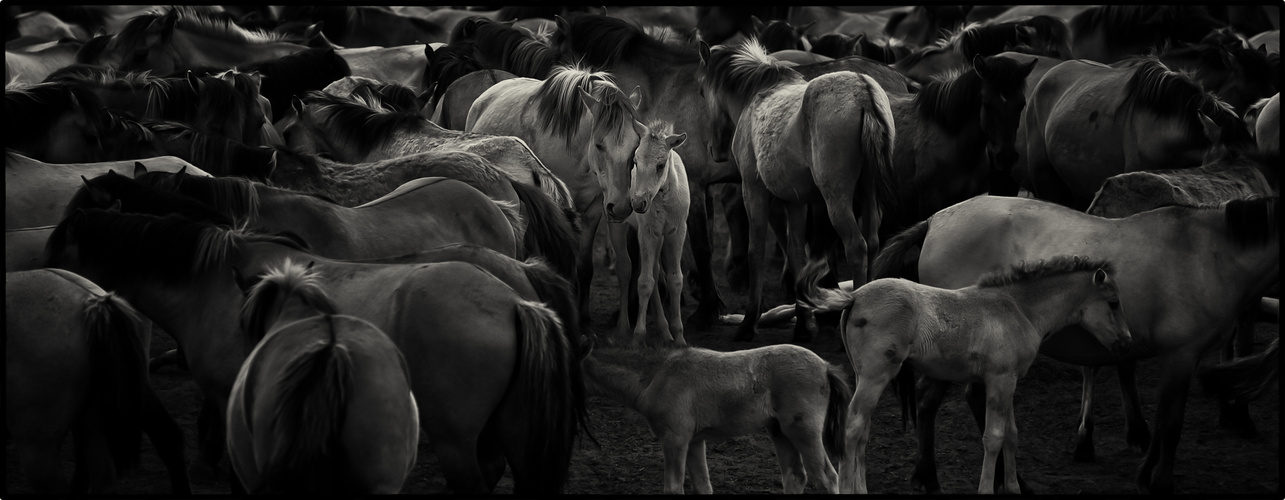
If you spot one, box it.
[697,39,895,343]
[75,7,313,75]
[748,16,813,52]
[43,209,587,494]
[81,169,521,262]
[695,6,790,45]
[881,54,1035,238]
[5,81,115,164]
[1248,29,1279,55]
[991,51,1080,194]
[892,16,1071,84]
[47,66,274,147]
[95,117,277,181]
[883,5,973,49]
[230,47,351,122]
[226,258,419,493]
[6,268,189,494]
[5,38,81,85]
[603,121,689,345]
[276,89,574,212]
[266,147,582,284]
[1150,39,1279,114]
[800,255,1131,494]
[787,6,898,42]
[5,151,207,230]
[12,9,90,41]
[1086,153,1278,219]
[1024,57,1254,210]
[550,12,752,330]
[334,45,430,94]
[1069,5,1227,64]
[466,64,655,325]
[430,69,518,130]
[871,194,1280,494]
[424,16,559,102]
[1255,93,1280,154]
[276,6,447,48]
[581,340,851,494]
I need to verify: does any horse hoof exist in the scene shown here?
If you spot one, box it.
[1072,441,1095,462]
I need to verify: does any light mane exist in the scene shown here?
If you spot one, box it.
[976,255,1113,288]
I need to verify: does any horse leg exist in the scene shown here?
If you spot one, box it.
[781,202,814,343]
[767,421,808,494]
[685,182,726,330]
[964,381,1031,493]
[1135,351,1201,494]
[608,222,635,342]
[841,369,891,494]
[1117,361,1151,452]
[577,205,604,329]
[686,440,712,494]
[977,375,1015,495]
[715,183,751,292]
[911,378,951,494]
[71,420,114,493]
[1074,366,1099,462]
[1217,309,1258,438]
[141,388,191,494]
[476,423,507,491]
[659,435,691,494]
[733,178,772,342]
[192,396,224,482]
[661,228,688,346]
[633,222,662,344]
[15,441,63,493]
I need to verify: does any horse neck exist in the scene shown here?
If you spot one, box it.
[171,30,307,68]
[271,151,335,196]
[988,273,1096,339]
[581,351,650,411]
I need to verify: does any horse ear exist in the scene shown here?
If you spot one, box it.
[424,43,435,59]
[177,165,188,177]
[627,85,643,111]
[186,71,201,93]
[798,21,816,35]
[1196,111,1221,143]
[576,87,600,112]
[291,96,305,115]
[698,40,712,64]
[666,133,687,149]
[750,15,766,35]
[555,15,570,34]
[1093,268,1107,286]
[960,5,974,16]
[972,54,987,72]
[134,161,148,177]
[598,6,608,16]
[107,199,122,212]
[1022,58,1038,77]
[305,260,315,270]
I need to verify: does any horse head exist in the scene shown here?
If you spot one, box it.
[696,41,743,163]
[974,54,1036,176]
[576,83,644,223]
[629,121,687,214]
[1077,265,1132,356]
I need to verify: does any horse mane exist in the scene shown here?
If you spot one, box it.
[535,64,633,146]
[1122,57,1247,147]
[348,82,424,114]
[1157,40,1280,100]
[44,209,239,283]
[1071,5,1225,53]
[240,257,339,344]
[133,171,262,224]
[700,38,802,104]
[424,42,488,105]
[963,16,1070,60]
[5,81,112,143]
[854,36,912,64]
[63,170,235,226]
[551,13,703,72]
[976,255,1114,289]
[248,48,352,107]
[913,55,1028,133]
[299,90,427,158]
[466,18,559,78]
[140,120,276,180]
[168,6,302,44]
[73,34,113,64]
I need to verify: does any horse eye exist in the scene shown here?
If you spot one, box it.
[595,143,605,151]
[656,162,665,171]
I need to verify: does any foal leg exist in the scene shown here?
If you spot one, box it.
[633,222,661,345]
[911,379,952,494]
[685,183,726,330]
[841,368,893,493]
[768,422,808,494]
[659,435,691,494]
[1074,366,1099,462]
[661,227,688,345]
[686,440,712,494]
[733,177,772,342]
[608,221,635,341]
[977,375,1016,495]
[965,381,1031,493]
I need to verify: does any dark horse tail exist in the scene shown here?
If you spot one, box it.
[823,364,853,462]
[512,299,580,494]
[520,257,594,446]
[513,181,582,291]
[872,218,929,281]
[1200,338,1280,405]
[870,220,931,430]
[84,292,148,475]
[264,316,352,494]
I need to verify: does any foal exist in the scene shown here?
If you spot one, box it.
[800,256,1132,494]
[581,342,851,494]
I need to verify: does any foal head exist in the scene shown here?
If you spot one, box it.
[972,54,1037,174]
[628,120,687,214]
[696,38,800,162]
[980,256,1131,354]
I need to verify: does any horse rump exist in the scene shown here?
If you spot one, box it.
[1199,338,1280,405]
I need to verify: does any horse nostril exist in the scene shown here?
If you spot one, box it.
[606,203,615,214]
[636,201,648,213]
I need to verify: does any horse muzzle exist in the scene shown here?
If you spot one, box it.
[1111,336,1133,355]
[605,202,631,223]
[632,199,650,214]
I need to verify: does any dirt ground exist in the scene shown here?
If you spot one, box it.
[5,197,1280,496]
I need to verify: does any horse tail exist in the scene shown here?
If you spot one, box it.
[490,195,526,247]
[894,364,918,432]
[263,316,351,494]
[872,219,929,281]
[83,292,148,475]
[1200,338,1280,405]
[823,363,853,462]
[512,299,578,494]
[513,181,582,286]
[520,257,594,445]
[856,72,899,230]
[795,256,857,314]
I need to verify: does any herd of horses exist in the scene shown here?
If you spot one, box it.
[4,4,1280,496]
